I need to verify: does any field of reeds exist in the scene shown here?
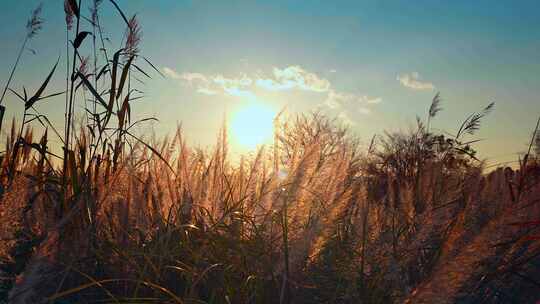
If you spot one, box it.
[1,1,540,303]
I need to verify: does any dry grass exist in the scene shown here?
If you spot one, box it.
[0,1,540,304]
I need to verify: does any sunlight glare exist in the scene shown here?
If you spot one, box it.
[231,103,276,149]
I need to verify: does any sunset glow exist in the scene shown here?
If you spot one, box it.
[231,103,276,149]
[0,1,539,302]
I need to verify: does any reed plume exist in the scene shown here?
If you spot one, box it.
[26,3,44,39]
[63,0,74,30]
[0,3,45,134]
[125,14,142,57]
[0,1,539,303]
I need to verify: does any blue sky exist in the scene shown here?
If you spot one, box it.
[0,0,539,166]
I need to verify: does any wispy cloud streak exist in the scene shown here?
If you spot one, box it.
[163,65,382,124]
[397,72,435,90]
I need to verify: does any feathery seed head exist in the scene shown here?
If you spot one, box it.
[26,3,44,39]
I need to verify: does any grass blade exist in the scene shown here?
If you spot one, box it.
[116,55,134,100]
[76,72,108,109]
[25,57,59,109]
[73,31,92,49]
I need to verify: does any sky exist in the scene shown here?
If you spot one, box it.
[0,0,539,167]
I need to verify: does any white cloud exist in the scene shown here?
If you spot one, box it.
[397,72,435,90]
[358,107,371,115]
[338,112,356,125]
[212,74,254,98]
[325,89,381,111]
[163,65,381,123]
[163,67,182,79]
[177,71,216,95]
[164,67,255,98]
[255,78,294,91]
[256,66,330,92]
[197,87,217,95]
[324,90,344,109]
[223,87,256,99]
[181,72,208,83]
[359,96,382,104]
[329,69,337,73]
[325,90,352,109]
[213,74,252,88]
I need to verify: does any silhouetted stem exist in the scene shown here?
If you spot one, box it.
[0,36,29,134]
[0,37,28,105]
[63,0,82,196]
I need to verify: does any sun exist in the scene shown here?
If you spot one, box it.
[231,103,276,149]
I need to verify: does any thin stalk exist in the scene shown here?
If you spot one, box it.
[0,37,29,134]
[516,116,540,203]
[526,116,540,158]
[87,9,110,161]
[279,194,290,304]
[64,25,70,157]
[90,7,99,158]
[8,109,28,183]
[360,197,370,281]
[63,0,82,195]
[0,37,28,105]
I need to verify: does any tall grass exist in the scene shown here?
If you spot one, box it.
[0,3,44,137]
[0,2,539,304]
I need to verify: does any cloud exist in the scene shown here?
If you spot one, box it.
[255,78,293,91]
[221,87,255,99]
[329,69,337,73]
[397,72,435,90]
[325,89,381,111]
[197,87,217,95]
[163,65,381,124]
[213,74,252,89]
[324,91,344,109]
[325,90,352,109]
[358,107,371,115]
[181,72,208,83]
[338,112,356,126]
[164,68,210,88]
[256,66,330,92]
[177,71,217,95]
[164,67,255,98]
[163,67,182,79]
[212,74,254,98]
[359,95,382,104]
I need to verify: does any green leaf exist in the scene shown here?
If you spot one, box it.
[26,58,59,110]
[37,91,65,102]
[143,56,165,78]
[76,72,108,109]
[126,131,176,175]
[96,65,110,81]
[118,93,130,130]
[104,49,122,126]
[68,149,79,194]
[8,88,26,102]
[73,31,92,49]
[109,49,122,107]
[109,0,130,26]
[132,64,151,79]
[116,55,134,100]
[0,105,5,133]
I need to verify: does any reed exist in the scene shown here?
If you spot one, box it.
[0,2,539,303]
[0,3,44,135]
